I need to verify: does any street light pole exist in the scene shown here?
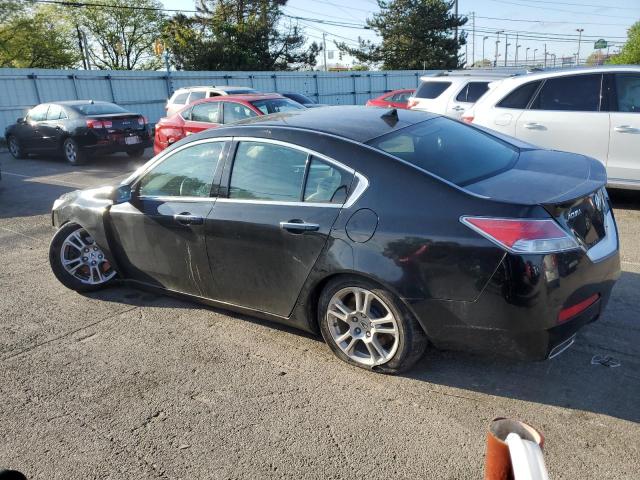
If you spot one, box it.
[576,28,584,66]
[483,36,488,67]
[494,31,503,67]
[504,34,509,67]
[533,48,538,65]
[526,47,530,66]
[516,44,521,66]
[322,32,328,72]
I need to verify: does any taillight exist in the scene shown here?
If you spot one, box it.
[407,98,419,109]
[462,115,474,124]
[86,119,103,129]
[460,217,580,254]
[558,293,599,324]
[102,120,113,129]
[138,116,147,126]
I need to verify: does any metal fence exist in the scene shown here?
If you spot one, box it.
[0,68,440,134]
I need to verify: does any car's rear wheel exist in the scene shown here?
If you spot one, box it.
[318,276,428,373]
[49,223,116,292]
[7,135,26,159]
[62,138,85,165]
[127,148,145,158]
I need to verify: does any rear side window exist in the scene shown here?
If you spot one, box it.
[530,74,601,112]
[456,82,489,103]
[613,73,640,112]
[497,81,541,109]
[415,81,451,99]
[367,117,518,187]
[223,102,257,123]
[188,91,206,103]
[303,158,350,204]
[46,104,66,120]
[172,92,189,105]
[229,141,307,201]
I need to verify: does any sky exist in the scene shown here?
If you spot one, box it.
[160,0,640,67]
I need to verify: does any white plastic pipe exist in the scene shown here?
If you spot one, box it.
[506,432,550,480]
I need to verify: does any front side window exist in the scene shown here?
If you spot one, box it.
[367,117,518,187]
[138,142,223,198]
[415,81,451,99]
[614,74,640,113]
[27,104,49,122]
[229,142,308,201]
[223,102,258,124]
[497,81,542,109]
[190,102,220,123]
[250,98,306,115]
[531,74,601,112]
[303,158,350,204]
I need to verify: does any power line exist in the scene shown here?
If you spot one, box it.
[485,0,633,19]
[490,0,640,11]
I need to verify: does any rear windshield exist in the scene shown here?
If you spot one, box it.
[415,81,451,99]
[73,103,130,116]
[367,117,518,186]
[250,98,306,114]
[227,89,258,95]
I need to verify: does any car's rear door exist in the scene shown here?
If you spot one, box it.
[183,102,221,136]
[204,139,354,316]
[515,73,609,162]
[606,72,640,185]
[108,138,228,296]
[38,104,67,151]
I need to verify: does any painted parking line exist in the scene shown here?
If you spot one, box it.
[2,171,87,188]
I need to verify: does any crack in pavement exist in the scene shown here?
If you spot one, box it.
[1,305,139,362]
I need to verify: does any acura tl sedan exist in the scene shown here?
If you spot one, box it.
[48,106,621,373]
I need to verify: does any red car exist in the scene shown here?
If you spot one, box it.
[365,89,415,109]
[154,94,305,154]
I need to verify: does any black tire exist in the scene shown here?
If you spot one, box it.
[318,275,428,374]
[62,138,86,165]
[6,135,26,159]
[126,148,145,158]
[49,223,116,293]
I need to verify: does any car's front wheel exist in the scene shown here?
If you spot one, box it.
[49,223,116,292]
[318,276,428,373]
[7,135,26,159]
[62,138,86,165]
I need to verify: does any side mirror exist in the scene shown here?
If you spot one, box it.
[16,117,25,124]
[111,184,132,204]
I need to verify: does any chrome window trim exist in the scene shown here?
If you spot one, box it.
[138,195,217,203]
[587,210,618,263]
[216,198,342,208]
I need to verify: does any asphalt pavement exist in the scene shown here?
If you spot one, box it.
[0,149,638,479]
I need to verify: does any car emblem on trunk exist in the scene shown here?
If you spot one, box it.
[568,208,582,220]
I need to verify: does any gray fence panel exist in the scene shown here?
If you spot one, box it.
[0,67,447,134]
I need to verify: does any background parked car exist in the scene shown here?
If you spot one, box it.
[408,73,509,119]
[281,92,326,108]
[5,100,151,165]
[366,88,415,109]
[154,94,305,154]
[463,66,640,190]
[165,85,261,116]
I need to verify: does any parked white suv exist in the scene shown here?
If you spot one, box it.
[408,72,510,119]
[464,66,640,190]
[165,85,260,116]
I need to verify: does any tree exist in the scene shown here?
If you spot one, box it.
[67,0,165,70]
[0,4,80,68]
[609,21,640,65]
[163,0,320,71]
[336,0,467,70]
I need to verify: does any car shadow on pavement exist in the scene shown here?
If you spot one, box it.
[609,189,640,211]
[405,270,640,424]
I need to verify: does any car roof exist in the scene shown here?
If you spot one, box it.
[419,74,509,84]
[175,85,256,92]
[190,93,284,104]
[216,105,438,143]
[50,100,115,106]
[491,64,640,89]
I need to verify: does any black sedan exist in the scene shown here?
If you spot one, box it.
[48,106,621,373]
[5,100,152,165]
[281,92,326,108]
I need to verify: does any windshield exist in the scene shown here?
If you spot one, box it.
[73,103,130,116]
[250,98,306,114]
[367,117,519,186]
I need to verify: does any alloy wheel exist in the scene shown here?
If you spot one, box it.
[8,137,19,157]
[59,228,115,285]
[326,287,400,367]
[64,140,77,163]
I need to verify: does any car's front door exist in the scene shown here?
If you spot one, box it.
[21,104,50,150]
[515,74,609,163]
[108,139,227,295]
[183,102,221,136]
[607,72,640,184]
[38,104,67,151]
[205,140,354,316]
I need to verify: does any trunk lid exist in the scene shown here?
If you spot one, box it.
[87,113,144,132]
[466,149,609,249]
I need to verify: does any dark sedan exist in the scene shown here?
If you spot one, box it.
[5,101,152,165]
[48,106,620,373]
[281,92,326,108]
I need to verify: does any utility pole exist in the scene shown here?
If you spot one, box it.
[483,36,488,68]
[526,47,530,66]
[454,0,459,43]
[544,43,547,68]
[515,34,520,66]
[576,28,584,66]
[322,32,328,72]
[551,53,556,67]
[464,42,468,68]
[504,34,509,67]
[471,11,475,67]
[494,31,503,67]
[534,48,538,65]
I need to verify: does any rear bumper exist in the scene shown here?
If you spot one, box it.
[409,247,621,361]
[77,129,152,153]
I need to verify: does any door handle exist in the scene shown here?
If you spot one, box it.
[614,125,640,134]
[280,220,320,233]
[523,122,545,130]
[452,106,465,111]
[174,213,204,225]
